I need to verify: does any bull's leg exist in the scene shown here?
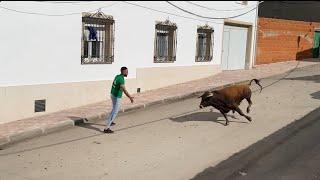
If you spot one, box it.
[246,97,253,113]
[233,102,240,114]
[234,105,252,122]
[220,111,229,126]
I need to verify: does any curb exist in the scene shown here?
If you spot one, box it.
[122,104,145,113]
[0,136,10,148]
[0,64,311,149]
[8,128,43,146]
[143,99,165,108]
[42,120,75,134]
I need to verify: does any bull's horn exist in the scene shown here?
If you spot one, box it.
[205,92,214,98]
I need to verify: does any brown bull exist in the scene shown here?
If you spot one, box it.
[199,79,262,126]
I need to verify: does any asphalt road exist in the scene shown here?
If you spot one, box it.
[0,64,320,180]
[192,107,320,180]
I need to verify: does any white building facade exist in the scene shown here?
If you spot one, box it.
[0,1,259,123]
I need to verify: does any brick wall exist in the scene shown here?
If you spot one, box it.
[256,18,320,65]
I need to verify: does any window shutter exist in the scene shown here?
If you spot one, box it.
[168,29,173,62]
[172,28,177,61]
[210,30,214,61]
[105,21,114,63]
[206,31,211,61]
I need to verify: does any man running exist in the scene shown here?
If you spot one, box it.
[104,67,134,133]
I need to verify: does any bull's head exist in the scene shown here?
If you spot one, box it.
[198,91,214,109]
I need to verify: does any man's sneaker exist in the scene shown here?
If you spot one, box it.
[111,122,116,126]
[104,128,114,134]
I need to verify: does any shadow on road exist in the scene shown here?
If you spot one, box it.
[285,74,320,84]
[191,107,320,180]
[311,91,320,100]
[170,111,247,126]
[68,116,104,133]
[78,123,104,133]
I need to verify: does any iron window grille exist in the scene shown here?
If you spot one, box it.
[81,11,115,64]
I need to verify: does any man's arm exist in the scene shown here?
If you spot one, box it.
[120,85,134,103]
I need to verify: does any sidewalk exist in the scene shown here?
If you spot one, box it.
[0,59,319,148]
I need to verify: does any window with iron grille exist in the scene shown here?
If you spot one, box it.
[196,25,213,62]
[154,20,177,63]
[81,12,114,64]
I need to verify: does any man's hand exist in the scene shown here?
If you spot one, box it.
[129,96,134,103]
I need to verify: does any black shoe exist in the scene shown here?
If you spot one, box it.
[104,128,114,134]
[111,122,116,126]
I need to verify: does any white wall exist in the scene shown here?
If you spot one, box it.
[0,1,258,87]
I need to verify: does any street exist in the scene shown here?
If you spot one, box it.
[193,106,320,180]
[0,64,320,180]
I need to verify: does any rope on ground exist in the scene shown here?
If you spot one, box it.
[252,61,301,93]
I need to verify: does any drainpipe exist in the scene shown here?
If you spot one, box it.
[252,1,260,68]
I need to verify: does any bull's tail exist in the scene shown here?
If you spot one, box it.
[249,79,263,93]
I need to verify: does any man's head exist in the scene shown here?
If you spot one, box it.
[121,67,128,77]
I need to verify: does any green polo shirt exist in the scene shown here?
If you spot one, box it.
[111,74,125,98]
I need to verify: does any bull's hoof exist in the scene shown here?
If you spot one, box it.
[247,117,252,122]
[225,122,229,126]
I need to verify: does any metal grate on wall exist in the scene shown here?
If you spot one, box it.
[35,99,46,113]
